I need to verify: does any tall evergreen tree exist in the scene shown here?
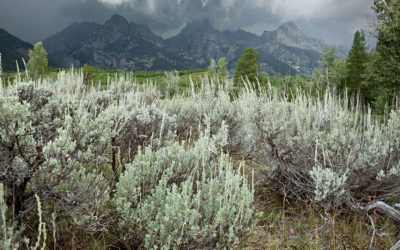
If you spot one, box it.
[234,48,259,84]
[373,0,400,100]
[346,30,369,97]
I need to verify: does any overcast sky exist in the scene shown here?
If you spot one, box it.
[0,0,376,47]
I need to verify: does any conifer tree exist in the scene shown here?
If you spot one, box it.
[346,30,369,97]
[373,0,400,97]
[234,48,259,84]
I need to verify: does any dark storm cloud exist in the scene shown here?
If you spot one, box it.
[0,0,375,46]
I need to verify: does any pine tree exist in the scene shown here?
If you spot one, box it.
[346,30,369,97]
[27,42,49,80]
[373,0,400,102]
[234,48,259,84]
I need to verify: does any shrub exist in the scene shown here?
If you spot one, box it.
[162,70,180,98]
[113,125,255,248]
[0,83,113,231]
[164,79,237,143]
[2,67,400,248]
[235,88,400,210]
[0,72,256,248]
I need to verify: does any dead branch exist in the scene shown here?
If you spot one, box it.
[359,201,400,223]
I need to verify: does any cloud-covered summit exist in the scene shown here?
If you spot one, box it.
[0,0,375,46]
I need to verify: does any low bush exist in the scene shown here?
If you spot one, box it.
[113,125,255,248]
[1,70,400,248]
[234,88,400,212]
[0,73,255,248]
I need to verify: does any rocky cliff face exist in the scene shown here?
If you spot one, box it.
[261,22,348,57]
[44,14,198,71]
[0,28,32,71]
[43,15,348,76]
[166,20,326,75]
[166,20,240,67]
[256,23,322,75]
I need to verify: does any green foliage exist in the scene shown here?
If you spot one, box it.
[311,47,347,93]
[82,64,95,85]
[217,57,228,78]
[330,58,348,89]
[346,30,369,98]
[320,46,337,71]
[208,58,217,75]
[27,42,49,80]
[372,0,400,106]
[362,50,388,111]
[234,48,259,84]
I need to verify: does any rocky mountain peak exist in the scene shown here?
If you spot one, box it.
[277,22,303,35]
[104,14,130,28]
[39,14,348,76]
[183,19,215,32]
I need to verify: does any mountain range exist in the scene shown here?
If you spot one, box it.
[1,14,348,76]
[0,28,32,71]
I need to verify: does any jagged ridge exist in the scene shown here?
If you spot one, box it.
[41,15,348,76]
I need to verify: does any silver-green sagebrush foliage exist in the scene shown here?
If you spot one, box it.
[0,71,255,248]
[235,88,400,209]
[1,68,400,248]
[114,125,255,248]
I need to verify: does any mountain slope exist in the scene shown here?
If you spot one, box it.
[44,14,198,71]
[167,20,347,76]
[257,24,323,75]
[43,15,348,76]
[262,22,348,58]
[0,28,33,72]
[166,20,240,66]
